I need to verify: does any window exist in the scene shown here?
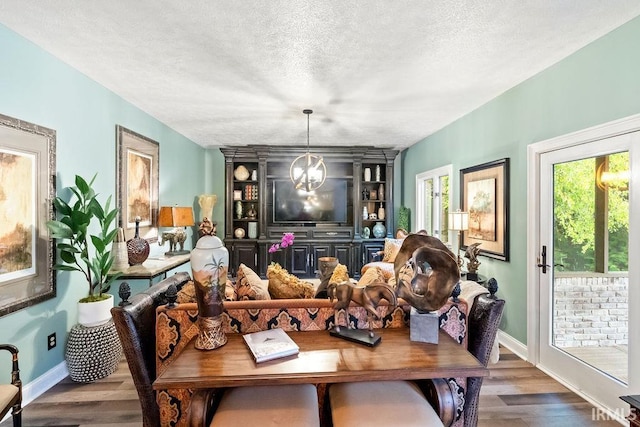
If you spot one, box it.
[415,165,452,244]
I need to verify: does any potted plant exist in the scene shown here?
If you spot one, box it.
[46,174,120,327]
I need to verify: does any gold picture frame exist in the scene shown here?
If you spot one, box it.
[116,125,159,242]
[460,158,510,261]
[0,113,56,316]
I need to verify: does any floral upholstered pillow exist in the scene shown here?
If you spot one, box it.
[236,263,270,300]
[267,263,315,299]
[382,238,404,262]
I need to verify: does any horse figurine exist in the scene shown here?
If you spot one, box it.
[327,280,397,336]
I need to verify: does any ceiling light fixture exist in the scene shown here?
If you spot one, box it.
[289,109,326,192]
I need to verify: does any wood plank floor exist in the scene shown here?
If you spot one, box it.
[2,346,624,426]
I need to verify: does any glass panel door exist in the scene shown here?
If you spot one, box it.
[538,134,636,413]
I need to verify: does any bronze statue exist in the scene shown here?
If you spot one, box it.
[465,242,482,275]
[393,233,460,313]
[327,281,397,336]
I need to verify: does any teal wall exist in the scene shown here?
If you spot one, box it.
[0,24,225,384]
[400,16,640,344]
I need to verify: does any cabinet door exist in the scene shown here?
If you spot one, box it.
[290,245,311,276]
[362,242,384,265]
[233,243,258,275]
[333,244,352,275]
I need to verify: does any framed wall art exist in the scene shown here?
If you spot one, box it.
[0,113,56,316]
[116,125,159,242]
[460,158,510,261]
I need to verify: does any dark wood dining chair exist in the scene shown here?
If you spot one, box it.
[111,272,193,427]
[0,344,22,427]
[328,284,505,427]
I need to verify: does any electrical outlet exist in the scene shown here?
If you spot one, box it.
[48,332,56,350]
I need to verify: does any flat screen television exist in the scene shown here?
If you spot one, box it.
[272,179,348,224]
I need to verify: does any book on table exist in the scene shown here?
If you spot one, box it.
[242,328,300,363]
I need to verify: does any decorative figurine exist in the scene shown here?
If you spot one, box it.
[327,280,397,346]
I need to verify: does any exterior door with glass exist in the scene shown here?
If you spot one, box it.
[538,132,637,414]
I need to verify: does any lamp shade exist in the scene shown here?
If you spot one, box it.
[449,210,469,231]
[158,206,195,227]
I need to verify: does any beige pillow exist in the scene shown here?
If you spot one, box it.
[382,238,404,262]
[329,264,350,284]
[356,266,387,286]
[236,264,270,300]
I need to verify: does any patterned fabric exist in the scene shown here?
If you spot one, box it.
[236,263,270,300]
[155,298,471,427]
[382,238,404,262]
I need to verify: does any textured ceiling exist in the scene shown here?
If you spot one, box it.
[1,1,639,150]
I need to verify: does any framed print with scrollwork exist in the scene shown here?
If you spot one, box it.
[116,125,159,242]
[0,113,56,316]
[460,158,510,261]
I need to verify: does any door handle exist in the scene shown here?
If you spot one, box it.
[537,245,550,274]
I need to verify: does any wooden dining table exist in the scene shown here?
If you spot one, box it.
[153,328,488,390]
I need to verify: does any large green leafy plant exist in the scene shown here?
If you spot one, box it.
[46,174,119,302]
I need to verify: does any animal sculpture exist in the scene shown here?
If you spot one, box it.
[465,242,482,274]
[327,281,397,334]
[159,229,187,253]
[393,233,460,313]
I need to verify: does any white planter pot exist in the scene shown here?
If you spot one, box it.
[78,294,114,327]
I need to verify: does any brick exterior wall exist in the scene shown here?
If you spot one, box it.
[553,274,628,348]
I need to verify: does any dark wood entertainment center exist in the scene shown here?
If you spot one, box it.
[221,146,398,278]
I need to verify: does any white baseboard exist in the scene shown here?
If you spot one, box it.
[1,360,68,423]
[497,330,528,361]
[23,361,68,405]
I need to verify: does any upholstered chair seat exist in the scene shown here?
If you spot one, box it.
[329,380,443,427]
[210,384,320,427]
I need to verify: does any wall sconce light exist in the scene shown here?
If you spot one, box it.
[448,209,469,268]
[290,109,326,192]
[158,206,194,256]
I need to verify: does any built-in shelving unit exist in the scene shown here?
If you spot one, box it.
[221,146,398,278]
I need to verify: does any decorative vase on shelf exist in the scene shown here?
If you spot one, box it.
[251,169,258,181]
[378,183,384,200]
[364,167,371,182]
[191,234,229,350]
[246,204,257,219]
[375,164,381,181]
[362,206,368,220]
[235,200,243,219]
[248,222,258,239]
[126,217,150,265]
[372,221,386,238]
[234,165,250,181]
[362,227,371,239]
[378,205,386,220]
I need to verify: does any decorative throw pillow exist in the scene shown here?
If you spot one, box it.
[382,238,404,262]
[236,264,270,300]
[357,266,387,286]
[267,263,315,299]
[329,264,350,284]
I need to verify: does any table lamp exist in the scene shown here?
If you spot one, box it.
[158,206,195,256]
[448,210,469,269]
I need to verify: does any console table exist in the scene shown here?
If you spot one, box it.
[154,328,487,390]
[108,253,190,286]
